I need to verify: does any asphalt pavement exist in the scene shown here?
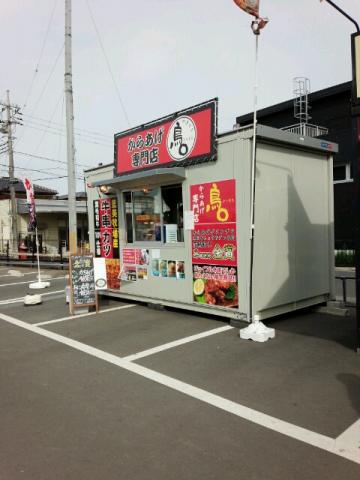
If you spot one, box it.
[0,266,359,479]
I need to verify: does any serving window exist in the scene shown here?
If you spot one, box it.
[124,184,183,244]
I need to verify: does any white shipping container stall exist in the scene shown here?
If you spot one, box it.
[85,123,337,322]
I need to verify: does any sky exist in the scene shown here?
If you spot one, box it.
[0,0,359,194]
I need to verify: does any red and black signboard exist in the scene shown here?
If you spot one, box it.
[94,198,119,259]
[114,99,218,176]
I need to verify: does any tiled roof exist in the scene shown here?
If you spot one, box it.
[0,177,58,195]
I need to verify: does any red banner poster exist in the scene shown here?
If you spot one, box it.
[122,248,137,265]
[190,179,238,309]
[122,248,150,266]
[94,198,119,259]
[190,179,237,266]
[115,100,217,175]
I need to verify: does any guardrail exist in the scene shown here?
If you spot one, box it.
[0,249,69,270]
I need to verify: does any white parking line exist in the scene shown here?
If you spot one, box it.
[0,311,359,465]
[0,272,38,278]
[123,325,234,361]
[34,304,137,326]
[0,290,64,305]
[336,419,360,450]
[0,276,67,288]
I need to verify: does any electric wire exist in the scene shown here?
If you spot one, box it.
[28,43,65,120]
[21,123,112,148]
[34,92,64,153]
[16,43,65,149]
[22,0,59,110]
[32,176,68,181]
[21,116,113,145]
[0,161,82,180]
[14,151,91,170]
[22,113,112,141]
[85,0,130,128]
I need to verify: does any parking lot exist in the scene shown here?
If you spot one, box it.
[0,266,359,479]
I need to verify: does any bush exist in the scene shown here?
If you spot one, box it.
[335,250,355,267]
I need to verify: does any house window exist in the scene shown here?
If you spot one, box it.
[133,188,162,242]
[124,184,183,244]
[162,184,184,242]
[333,163,353,183]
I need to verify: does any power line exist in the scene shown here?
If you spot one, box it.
[22,112,112,141]
[33,175,68,181]
[0,161,81,179]
[21,122,113,147]
[23,0,59,109]
[29,43,65,119]
[14,150,89,169]
[16,43,65,149]
[85,0,130,128]
[34,92,64,153]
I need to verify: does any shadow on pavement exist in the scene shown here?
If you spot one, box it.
[268,308,358,351]
[337,373,360,417]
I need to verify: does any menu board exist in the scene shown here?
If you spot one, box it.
[70,255,97,313]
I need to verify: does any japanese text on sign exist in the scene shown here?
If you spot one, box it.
[70,255,96,306]
[93,198,119,259]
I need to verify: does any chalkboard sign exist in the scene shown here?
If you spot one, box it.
[69,255,98,313]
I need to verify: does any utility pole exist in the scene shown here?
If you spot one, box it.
[0,91,22,256]
[65,0,77,254]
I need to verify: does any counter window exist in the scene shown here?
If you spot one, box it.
[124,184,183,244]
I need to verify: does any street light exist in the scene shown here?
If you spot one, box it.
[321,0,360,353]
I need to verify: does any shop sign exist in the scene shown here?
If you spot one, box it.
[94,198,119,259]
[114,99,217,176]
[190,179,238,309]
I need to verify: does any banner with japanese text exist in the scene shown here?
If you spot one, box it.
[93,198,119,259]
[191,179,237,266]
[114,99,217,175]
[190,179,238,309]
[22,177,37,232]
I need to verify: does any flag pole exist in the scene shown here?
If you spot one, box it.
[248,28,259,324]
[239,14,275,342]
[35,227,42,284]
[28,228,51,290]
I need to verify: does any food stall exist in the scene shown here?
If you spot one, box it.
[85,99,337,321]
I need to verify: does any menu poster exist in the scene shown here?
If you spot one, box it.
[151,259,160,277]
[94,258,121,290]
[122,248,149,265]
[121,265,137,282]
[159,259,168,278]
[70,255,98,314]
[94,257,107,290]
[167,260,176,278]
[192,265,238,309]
[176,261,185,279]
[122,248,138,265]
[105,259,121,289]
[137,266,148,280]
[190,179,238,309]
